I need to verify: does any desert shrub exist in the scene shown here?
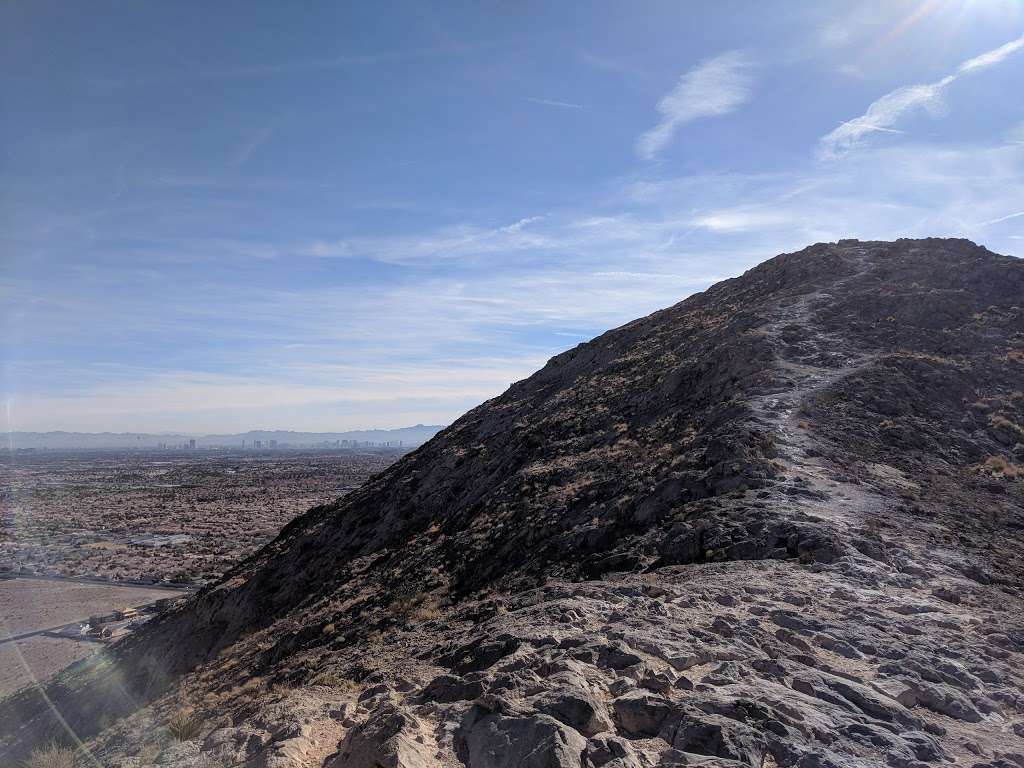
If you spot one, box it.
[980,455,1021,479]
[135,742,161,765]
[23,742,75,768]
[168,709,202,741]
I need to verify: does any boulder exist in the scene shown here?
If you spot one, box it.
[459,710,587,768]
[534,688,613,737]
[611,690,676,738]
[328,703,435,768]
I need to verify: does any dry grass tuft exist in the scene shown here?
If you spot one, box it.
[168,708,202,741]
[23,743,75,768]
[979,455,1021,479]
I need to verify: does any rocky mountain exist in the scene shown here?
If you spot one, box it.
[3,238,1023,767]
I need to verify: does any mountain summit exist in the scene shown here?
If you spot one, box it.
[4,238,1023,767]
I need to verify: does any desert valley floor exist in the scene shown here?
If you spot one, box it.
[0,448,403,696]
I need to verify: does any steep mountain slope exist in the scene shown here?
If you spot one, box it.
[3,238,1023,768]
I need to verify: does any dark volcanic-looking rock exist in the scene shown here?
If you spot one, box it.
[2,238,1023,767]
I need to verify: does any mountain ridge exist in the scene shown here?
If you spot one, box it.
[3,238,1023,768]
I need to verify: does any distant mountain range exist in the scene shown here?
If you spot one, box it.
[5,425,444,450]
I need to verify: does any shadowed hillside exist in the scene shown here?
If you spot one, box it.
[3,238,1023,768]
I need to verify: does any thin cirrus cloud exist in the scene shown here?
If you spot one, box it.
[302,216,554,265]
[523,97,584,109]
[86,41,504,88]
[232,119,279,166]
[818,33,1024,159]
[11,137,1024,432]
[636,50,755,160]
[977,210,1024,227]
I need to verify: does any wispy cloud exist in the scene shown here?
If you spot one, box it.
[85,41,502,88]
[685,142,1024,249]
[956,35,1024,74]
[302,216,555,264]
[818,79,953,159]
[977,210,1024,227]
[523,97,583,109]
[819,34,1024,159]
[577,50,650,80]
[232,119,279,166]
[689,209,792,233]
[1007,121,1024,145]
[637,51,754,160]
[11,136,1023,432]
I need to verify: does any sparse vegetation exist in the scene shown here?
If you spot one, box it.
[22,742,75,768]
[978,455,1021,479]
[168,709,202,741]
[0,449,399,585]
[410,601,444,622]
[135,743,161,765]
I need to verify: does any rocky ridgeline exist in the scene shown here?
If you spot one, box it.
[2,238,1023,767]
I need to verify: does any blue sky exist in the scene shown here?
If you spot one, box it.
[3,1,1023,433]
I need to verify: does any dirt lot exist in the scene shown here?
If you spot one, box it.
[0,448,401,585]
[0,578,186,698]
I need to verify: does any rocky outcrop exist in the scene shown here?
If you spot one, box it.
[2,238,1023,767]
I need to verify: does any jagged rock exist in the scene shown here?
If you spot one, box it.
[202,725,272,763]
[637,669,675,694]
[911,683,984,723]
[328,703,435,768]
[583,734,645,768]
[533,687,613,737]
[671,713,766,766]
[611,690,675,737]
[931,587,961,605]
[421,673,486,703]
[458,708,587,768]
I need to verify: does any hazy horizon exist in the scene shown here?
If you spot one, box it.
[3,2,1023,433]
[4,423,445,450]
[8,424,444,436]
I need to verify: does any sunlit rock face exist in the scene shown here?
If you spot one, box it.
[3,238,1023,768]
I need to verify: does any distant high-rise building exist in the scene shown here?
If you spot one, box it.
[254,440,262,449]
[189,438,196,449]
[269,439,278,448]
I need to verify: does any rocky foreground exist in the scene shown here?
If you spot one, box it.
[2,238,1023,767]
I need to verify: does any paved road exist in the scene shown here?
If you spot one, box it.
[0,577,190,646]
[0,573,196,592]
[0,623,105,646]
